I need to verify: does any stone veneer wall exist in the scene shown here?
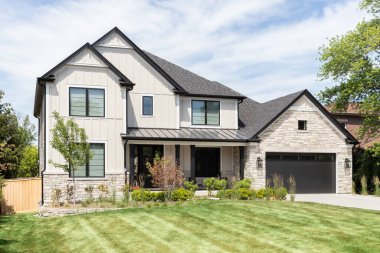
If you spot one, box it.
[43,173,126,204]
[243,108,353,194]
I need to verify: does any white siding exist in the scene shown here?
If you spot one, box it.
[96,47,177,129]
[96,32,132,49]
[180,97,238,129]
[46,65,125,174]
[67,48,106,67]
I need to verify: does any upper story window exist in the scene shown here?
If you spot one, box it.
[70,143,105,178]
[192,100,220,125]
[69,88,105,117]
[142,96,153,115]
[298,120,307,130]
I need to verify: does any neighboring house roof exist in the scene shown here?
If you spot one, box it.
[325,103,362,116]
[33,43,134,117]
[326,103,379,148]
[122,127,248,142]
[144,51,246,99]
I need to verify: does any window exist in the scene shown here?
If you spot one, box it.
[70,143,105,177]
[195,147,220,177]
[192,100,220,125]
[142,96,153,115]
[69,88,105,117]
[298,120,307,130]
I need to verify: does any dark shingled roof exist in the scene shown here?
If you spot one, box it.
[144,51,246,99]
[239,90,305,139]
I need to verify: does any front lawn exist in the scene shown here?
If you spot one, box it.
[0,200,379,252]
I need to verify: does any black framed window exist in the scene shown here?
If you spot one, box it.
[69,88,105,117]
[192,100,220,125]
[298,120,307,130]
[142,96,153,115]
[70,143,105,177]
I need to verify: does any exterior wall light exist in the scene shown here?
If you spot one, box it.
[344,158,351,169]
[257,157,263,169]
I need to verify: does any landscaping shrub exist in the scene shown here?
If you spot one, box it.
[272,173,284,189]
[147,155,184,199]
[264,188,275,200]
[131,189,152,202]
[361,175,368,195]
[217,188,256,200]
[256,189,265,199]
[171,188,192,201]
[97,184,109,201]
[274,187,287,200]
[232,178,251,189]
[183,180,198,192]
[216,189,234,199]
[153,191,166,202]
[84,185,94,202]
[204,178,228,195]
[51,188,62,207]
[121,184,130,202]
[288,175,296,201]
[235,188,255,200]
[373,176,380,196]
[131,189,166,202]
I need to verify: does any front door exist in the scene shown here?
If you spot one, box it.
[134,145,163,188]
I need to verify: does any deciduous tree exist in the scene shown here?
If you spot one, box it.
[318,0,380,139]
[49,111,92,205]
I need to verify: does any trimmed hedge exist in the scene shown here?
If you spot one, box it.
[131,190,165,202]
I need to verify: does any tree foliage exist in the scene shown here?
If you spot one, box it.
[147,154,183,199]
[18,146,39,178]
[0,90,36,178]
[49,111,91,173]
[49,111,91,204]
[318,0,380,138]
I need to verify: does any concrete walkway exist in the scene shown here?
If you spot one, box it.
[294,194,380,211]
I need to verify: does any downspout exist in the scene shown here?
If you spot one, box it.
[37,77,54,206]
[237,98,244,129]
[40,82,47,206]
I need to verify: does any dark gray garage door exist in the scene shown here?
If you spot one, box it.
[266,153,336,193]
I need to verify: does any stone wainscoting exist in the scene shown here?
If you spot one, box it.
[43,173,126,204]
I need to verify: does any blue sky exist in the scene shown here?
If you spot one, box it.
[0,0,368,125]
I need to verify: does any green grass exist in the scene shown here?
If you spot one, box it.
[1,200,379,253]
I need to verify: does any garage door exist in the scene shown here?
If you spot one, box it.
[266,153,336,193]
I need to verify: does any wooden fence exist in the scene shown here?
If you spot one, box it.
[0,177,41,214]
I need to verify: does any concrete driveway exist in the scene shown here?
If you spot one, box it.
[294,194,380,211]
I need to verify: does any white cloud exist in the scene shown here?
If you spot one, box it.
[0,0,368,123]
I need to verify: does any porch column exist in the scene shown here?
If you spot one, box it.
[190,145,195,181]
[175,144,180,166]
[239,146,245,180]
[129,144,135,187]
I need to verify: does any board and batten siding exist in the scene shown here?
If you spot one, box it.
[96,46,178,129]
[45,49,126,174]
[180,97,238,129]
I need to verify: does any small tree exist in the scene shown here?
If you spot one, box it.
[49,112,92,205]
[147,154,183,200]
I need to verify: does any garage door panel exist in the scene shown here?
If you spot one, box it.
[266,153,335,193]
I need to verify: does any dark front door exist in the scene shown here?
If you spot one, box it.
[195,147,220,177]
[266,152,336,193]
[134,145,163,188]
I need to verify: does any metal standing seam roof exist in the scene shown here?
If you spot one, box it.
[123,128,248,142]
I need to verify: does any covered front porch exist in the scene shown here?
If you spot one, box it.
[124,140,247,188]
